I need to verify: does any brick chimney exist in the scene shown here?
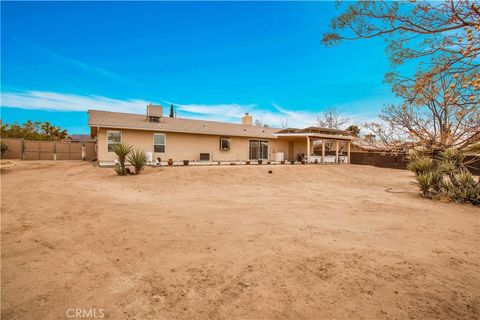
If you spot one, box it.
[365,134,376,143]
[241,112,253,125]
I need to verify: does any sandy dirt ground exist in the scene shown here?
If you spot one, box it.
[1,160,479,320]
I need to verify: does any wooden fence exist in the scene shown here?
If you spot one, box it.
[1,138,96,161]
[350,152,480,175]
[350,152,408,169]
[464,156,480,176]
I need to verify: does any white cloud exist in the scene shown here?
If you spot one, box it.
[271,103,318,127]
[164,101,257,119]
[1,90,150,113]
[168,101,320,128]
[1,89,382,129]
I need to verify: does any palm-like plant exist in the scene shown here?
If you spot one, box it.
[407,157,433,175]
[111,143,133,175]
[128,149,148,175]
[408,148,479,204]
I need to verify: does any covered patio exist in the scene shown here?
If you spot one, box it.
[275,127,354,163]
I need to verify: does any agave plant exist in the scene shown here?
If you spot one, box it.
[111,143,133,175]
[128,149,148,175]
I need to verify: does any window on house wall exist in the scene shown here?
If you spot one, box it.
[107,130,121,152]
[153,133,166,153]
[219,137,231,151]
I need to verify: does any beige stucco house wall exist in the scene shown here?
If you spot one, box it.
[97,127,290,162]
[89,107,354,164]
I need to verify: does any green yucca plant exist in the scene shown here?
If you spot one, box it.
[416,170,443,197]
[438,148,465,167]
[464,143,480,154]
[407,157,433,175]
[128,149,148,175]
[437,160,457,176]
[111,143,133,175]
[408,148,479,205]
[445,170,480,203]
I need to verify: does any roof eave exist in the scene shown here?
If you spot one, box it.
[89,123,278,139]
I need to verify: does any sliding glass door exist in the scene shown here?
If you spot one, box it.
[260,141,268,159]
[249,140,268,160]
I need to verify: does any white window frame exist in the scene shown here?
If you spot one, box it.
[107,130,121,153]
[153,133,166,153]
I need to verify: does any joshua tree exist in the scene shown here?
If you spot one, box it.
[111,143,133,175]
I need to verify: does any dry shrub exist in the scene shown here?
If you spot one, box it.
[408,149,479,205]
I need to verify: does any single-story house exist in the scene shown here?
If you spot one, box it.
[88,104,355,165]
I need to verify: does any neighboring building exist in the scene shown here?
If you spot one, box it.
[351,134,390,153]
[88,105,354,165]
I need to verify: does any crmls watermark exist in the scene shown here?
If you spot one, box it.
[66,308,105,318]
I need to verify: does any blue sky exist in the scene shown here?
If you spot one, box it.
[1,1,398,134]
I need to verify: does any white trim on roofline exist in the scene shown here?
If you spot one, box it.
[274,133,354,141]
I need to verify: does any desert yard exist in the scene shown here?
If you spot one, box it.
[1,161,479,319]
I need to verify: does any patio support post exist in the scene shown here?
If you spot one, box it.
[306,136,310,163]
[322,140,325,163]
[335,140,339,163]
[347,142,351,164]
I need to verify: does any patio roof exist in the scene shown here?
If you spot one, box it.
[295,126,351,135]
[274,126,354,141]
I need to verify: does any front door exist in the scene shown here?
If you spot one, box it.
[288,141,294,161]
[249,140,268,160]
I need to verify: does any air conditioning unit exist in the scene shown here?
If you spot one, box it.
[275,152,284,162]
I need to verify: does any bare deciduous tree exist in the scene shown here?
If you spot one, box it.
[255,119,269,128]
[364,70,480,152]
[322,1,479,79]
[316,108,349,129]
[324,0,480,152]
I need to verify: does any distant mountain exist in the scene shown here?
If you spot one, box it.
[67,134,92,141]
